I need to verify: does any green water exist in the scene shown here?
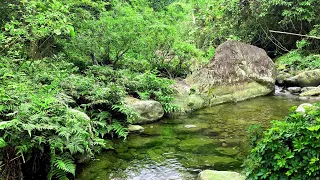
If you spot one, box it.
[76,96,316,180]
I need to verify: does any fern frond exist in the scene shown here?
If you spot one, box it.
[51,155,76,176]
[110,120,128,139]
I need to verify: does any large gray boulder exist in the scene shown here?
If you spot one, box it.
[124,97,164,124]
[285,69,320,87]
[198,170,245,180]
[173,40,276,112]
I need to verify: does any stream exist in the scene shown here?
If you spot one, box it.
[76,96,316,180]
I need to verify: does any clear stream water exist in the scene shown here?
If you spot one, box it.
[76,96,316,180]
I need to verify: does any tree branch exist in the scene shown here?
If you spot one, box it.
[270,30,320,40]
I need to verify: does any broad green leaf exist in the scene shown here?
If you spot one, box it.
[0,138,6,148]
[67,25,75,38]
[0,121,10,130]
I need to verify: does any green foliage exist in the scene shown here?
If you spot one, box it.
[49,155,76,180]
[118,71,178,113]
[245,103,320,179]
[276,51,320,71]
[0,57,124,179]
[0,138,6,148]
[191,0,320,55]
[86,66,178,113]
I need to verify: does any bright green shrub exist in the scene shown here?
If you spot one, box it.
[245,104,320,179]
[276,51,320,72]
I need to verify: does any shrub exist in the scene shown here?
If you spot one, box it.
[276,51,320,72]
[245,103,320,179]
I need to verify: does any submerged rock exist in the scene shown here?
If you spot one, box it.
[185,124,197,128]
[124,97,164,124]
[127,125,144,133]
[215,147,239,156]
[198,170,245,180]
[284,69,320,87]
[173,40,276,113]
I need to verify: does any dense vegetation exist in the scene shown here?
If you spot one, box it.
[0,0,319,179]
[246,104,320,179]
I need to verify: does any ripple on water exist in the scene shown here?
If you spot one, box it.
[76,96,316,180]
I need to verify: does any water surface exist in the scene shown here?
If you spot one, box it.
[76,96,316,180]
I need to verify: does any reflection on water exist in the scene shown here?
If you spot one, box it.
[76,96,316,180]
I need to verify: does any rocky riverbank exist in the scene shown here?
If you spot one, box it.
[275,69,320,100]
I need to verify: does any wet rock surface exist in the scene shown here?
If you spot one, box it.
[287,87,301,94]
[275,69,320,99]
[128,125,145,133]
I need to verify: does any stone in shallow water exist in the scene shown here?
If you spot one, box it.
[181,155,240,169]
[126,136,156,148]
[185,124,197,128]
[178,137,220,151]
[215,147,239,156]
[187,40,276,106]
[197,170,245,180]
[124,97,164,124]
[172,41,276,113]
[128,124,145,133]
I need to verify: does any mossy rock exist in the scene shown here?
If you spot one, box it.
[276,72,291,85]
[285,69,320,87]
[126,136,160,148]
[178,137,220,151]
[300,87,320,96]
[181,155,240,169]
[215,147,239,156]
[198,170,245,180]
[146,149,166,162]
[141,124,163,135]
[172,93,206,113]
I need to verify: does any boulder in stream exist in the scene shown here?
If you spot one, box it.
[124,97,164,124]
[173,40,276,113]
[197,170,245,180]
